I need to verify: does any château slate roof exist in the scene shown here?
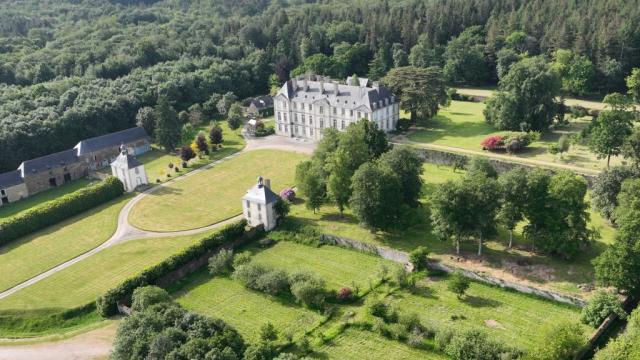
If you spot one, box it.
[0,170,24,189]
[276,75,395,111]
[74,127,149,156]
[243,177,279,205]
[18,149,79,176]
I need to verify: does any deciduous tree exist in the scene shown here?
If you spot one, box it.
[383,66,448,122]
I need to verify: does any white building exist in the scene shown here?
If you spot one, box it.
[273,75,400,140]
[110,148,148,192]
[242,176,279,231]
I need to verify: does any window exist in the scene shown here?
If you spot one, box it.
[333,107,337,115]
[258,204,262,211]
[309,116,313,125]
[135,167,139,174]
[341,108,345,115]
[301,115,305,123]
[246,200,250,208]
[309,104,313,111]
[364,113,369,120]
[247,211,251,219]
[258,213,262,221]
[0,189,6,196]
[320,119,324,128]
[284,113,288,122]
[277,112,281,121]
[357,111,362,118]
[341,120,345,129]
[278,124,282,131]
[310,128,314,135]
[319,106,324,114]
[333,119,337,128]
[295,114,299,122]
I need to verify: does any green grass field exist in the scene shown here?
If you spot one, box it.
[406,101,620,171]
[0,195,131,292]
[138,120,245,184]
[0,179,93,221]
[129,150,307,232]
[288,162,616,298]
[318,328,447,360]
[0,231,213,311]
[175,273,322,342]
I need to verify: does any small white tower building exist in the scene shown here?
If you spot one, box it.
[242,176,279,231]
[110,147,148,192]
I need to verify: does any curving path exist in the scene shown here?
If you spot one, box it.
[0,133,316,301]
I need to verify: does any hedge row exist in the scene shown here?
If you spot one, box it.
[96,219,248,317]
[0,176,124,246]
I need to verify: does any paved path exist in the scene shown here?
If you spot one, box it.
[0,133,316,301]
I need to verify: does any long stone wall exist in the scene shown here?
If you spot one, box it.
[411,146,597,187]
[321,233,587,307]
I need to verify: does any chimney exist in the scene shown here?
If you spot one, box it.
[302,78,308,91]
[333,82,339,95]
[264,178,271,189]
[291,78,298,90]
[372,81,379,89]
[319,79,324,94]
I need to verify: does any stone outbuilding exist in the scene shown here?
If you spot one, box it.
[75,127,151,170]
[0,170,28,206]
[18,149,86,195]
[247,96,274,118]
[110,148,148,193]
[242,176,279,231]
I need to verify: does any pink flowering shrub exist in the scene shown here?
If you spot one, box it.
[480,135,504,150]
[336,287,353,301]
[279,188,296,202]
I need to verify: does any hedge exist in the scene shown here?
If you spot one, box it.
[96,219,248,317]
[0,176,124,246]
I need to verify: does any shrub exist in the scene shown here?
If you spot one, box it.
[232,251,252,268]
[255,126,275,137]
[0,177,124,247]
[243,341,277,360]
[168,162,174,169]
[581,290,627,327]
[336,287,353,301]
[255,269,290,296]
[529,322,585,360]
[279,188,296,202]
[393,266,418,289]
[444,329,517,360]
[447,271,470,299]
[503,131,539,153]
[409,246,429,271]
[480,135,504,150]
[366,298,388,319]
[289,271,327,308]
[96,220,247,317]
[259,322,278,342]
[131,286,171,312]
[208,248,234,276]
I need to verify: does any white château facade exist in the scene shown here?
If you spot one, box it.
[242,176,279,231]
[273,75,400,140]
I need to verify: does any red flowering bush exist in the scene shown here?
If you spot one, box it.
[279,188,296,202]
[480,135,504,150]
[336,287,353,301]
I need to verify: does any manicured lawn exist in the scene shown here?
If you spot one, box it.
[0,231,213,311]
[0,179,93,221]
[0,195,131,292]
[384,276,591,351]
[129,150,307,232]
[287,162,616,298]
[138,120,245,184]
[406,100,620,171]
[250,241,392,290]
[175,273,322,342]
[318,328,447,360]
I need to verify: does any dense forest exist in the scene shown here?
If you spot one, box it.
[1,0,639,172]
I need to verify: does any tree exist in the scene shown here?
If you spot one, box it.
[180,145,195,162]
[521,169,552,252]
[383,66,448,122]
[195,131,209,155]
[350,161,403,231]
[296,161,325,213]
[392,43,408,68]
[216,92,237,115]
[355,119,389,159]
[408,34,443,68]
[409,246,429,271]
[178,110,190,125]
[484,56,561,131]
[591,166,638,221]
[443,26,489,85]
[227,102,243,130]
[529,322,585,360]
[447,271,470,299]
[154,96,181,152]
[549,134,571,158]
[131,286,171,312]
[551,49,595,95]
[466,156,497,179]
[430,180,475,254]
[259,322,278,342]
[497,168,528,248]
[203,93,222,118]
[368,48,388,80]
[496,47,521,80]
[209,122,223,149]
[181,123,197,145]
[622,127,640,166]
[627,67,640,102]
[379,147,423,207]
[581,290,627,327]
[589,94,635,167]
[208,249,234,276]
[594,308,640,360]
[135,106,156,138]
[465,172,501,255]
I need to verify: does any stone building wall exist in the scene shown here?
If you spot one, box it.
[23,162,87,195]
[80,139,150,170]
[0,183,28,204]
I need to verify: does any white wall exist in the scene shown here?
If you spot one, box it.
[243,199,277,231]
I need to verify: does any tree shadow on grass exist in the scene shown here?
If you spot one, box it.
[463,295,501,308]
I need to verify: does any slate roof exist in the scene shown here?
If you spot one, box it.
[250,96,274,109]
[243,177,279,205]
[0,170,24,189]
[276,75,395,111]
[111,151,143,170]
[19,149,79,176]
[74,127,149,156]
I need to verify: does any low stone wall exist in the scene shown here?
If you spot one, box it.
[320,233,586,307]
[412,146,597,187]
